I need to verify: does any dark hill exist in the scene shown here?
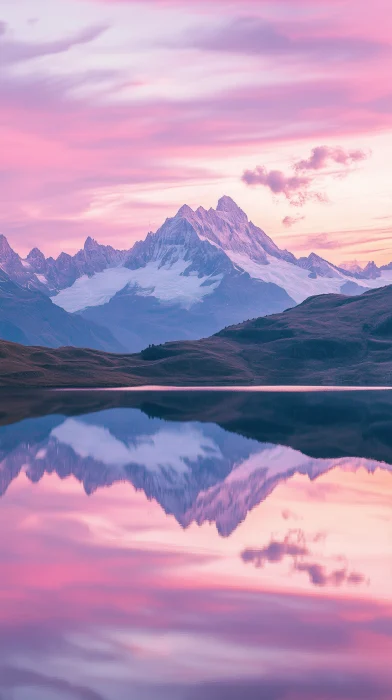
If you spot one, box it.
[1,285,392,387]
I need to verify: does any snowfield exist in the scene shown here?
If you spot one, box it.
[227,252,392,303]
[52,260,223,313]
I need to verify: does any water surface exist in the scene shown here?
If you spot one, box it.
[0,389,391,699]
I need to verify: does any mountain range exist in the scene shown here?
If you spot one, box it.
[1,283,392,387]
[0,392,391,536]
[2,196,392,352]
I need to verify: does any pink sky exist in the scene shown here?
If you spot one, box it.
[1,0,392,264]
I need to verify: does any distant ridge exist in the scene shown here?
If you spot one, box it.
[1,284,392,387]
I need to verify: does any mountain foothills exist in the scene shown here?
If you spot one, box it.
[0,270,123,351]
[2,196,392,352]
[2,284,392,387]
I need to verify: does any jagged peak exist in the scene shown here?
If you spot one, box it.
[0,234,15,256]
[363,260,379,272]
[176,204,195,218]
[56,251,73,263]
[307,252,330,264]
[27,247,45,261]
[84,236,100,250]
[216,196,248,220]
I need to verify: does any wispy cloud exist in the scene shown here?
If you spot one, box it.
[184,16,386,63]
[0,22,108,65]
[282,215,305,227]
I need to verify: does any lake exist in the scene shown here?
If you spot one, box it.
[0,389,391,700]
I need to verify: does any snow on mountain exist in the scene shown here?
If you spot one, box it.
[0,235,130,296]
[51,205,294,350]
[53,197,300,314]
[53,255,223,313]
[0,268,123,350]
[0,234,49,292]
[3,196,392,352]
[339,260,364,274]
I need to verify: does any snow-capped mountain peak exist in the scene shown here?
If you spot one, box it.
[171,196,296,266]
[216,195,249,222]
[0,235,49,291]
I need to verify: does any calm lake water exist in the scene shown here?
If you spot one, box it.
[0,389,391,700]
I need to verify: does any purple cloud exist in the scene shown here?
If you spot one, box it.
[241,530,309,567]
[242,166,325,206]
[0,22,108,65]
[185,16,386,63]
[242,167,310,203]
[242,531,366,589]
[243,143,369,206]
[295,146,368,171]
[282,215,305,227]
[295,562,366,588]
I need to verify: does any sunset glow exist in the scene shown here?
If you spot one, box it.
[1,0,392,264]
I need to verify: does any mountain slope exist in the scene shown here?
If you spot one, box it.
[54,207,295,350]
[2,284,392,387]
[0,270,123,351]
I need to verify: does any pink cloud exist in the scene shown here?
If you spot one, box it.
[242,144,370,207]
[295,146,368,171]
[282,215,305,227]
[242,166,314,206]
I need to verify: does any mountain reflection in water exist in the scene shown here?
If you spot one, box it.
[0,389,391,700]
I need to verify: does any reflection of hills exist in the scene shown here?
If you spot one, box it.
[3,389,392,463]
[1,405,391,536]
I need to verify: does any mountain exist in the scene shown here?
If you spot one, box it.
[2,196,392,352]
[0,400,391,536]
[0,269,123,351]
[73,203,295,349]
[2,284,392,387]
[0,234,129,295]
[48,197,392,351]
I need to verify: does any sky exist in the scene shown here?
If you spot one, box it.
[1,0,392,264]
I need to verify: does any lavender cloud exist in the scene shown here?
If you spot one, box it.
[0,22,108,65]
[185,16,386,64]
[294,146,368,172]
[243,144,369,206]
[242,531,366,589]
[242,166,326,206]
[295,562,366,588]
[241,530,309,568]
[282,215,305,227]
